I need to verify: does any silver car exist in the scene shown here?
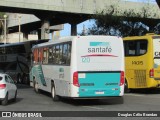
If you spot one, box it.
[0,73,17,105]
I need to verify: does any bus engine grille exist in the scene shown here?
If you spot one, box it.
[134,70,147,87]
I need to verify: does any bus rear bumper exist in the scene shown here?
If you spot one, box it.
[70,96,123,100]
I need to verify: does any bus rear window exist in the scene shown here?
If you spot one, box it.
[124,40,147,56]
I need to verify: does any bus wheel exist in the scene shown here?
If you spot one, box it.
[51,84,59,101]
[124,79,130,93]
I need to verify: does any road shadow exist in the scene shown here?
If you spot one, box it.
[126,88,160,94]
[36,90,124,106]
[16,84,32,89]
[60,97,124,106]
[0,98,23,106]
[31,88,124,106]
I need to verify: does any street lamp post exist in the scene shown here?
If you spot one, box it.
[18,15,21,43]
[3,15,7,44]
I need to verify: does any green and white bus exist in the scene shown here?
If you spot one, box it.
[30,36,125,101]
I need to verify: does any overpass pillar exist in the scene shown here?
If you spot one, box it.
[38,29,41,39]
[71,23,77,36]
[41,20,50,39]
[23,32,28,41]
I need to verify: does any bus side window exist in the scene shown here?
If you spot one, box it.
[33,49,38,64]
[139,41,147,55]
[48,47,53,64]
[39,48,43,63]
[52,46,56,64]
[43,47,49,64]
[59,44,63,64]
[55,45,60,64]
[62,44,68,65]
[66,43,71,65]
[37,49,40,62]
[128,41,136,56]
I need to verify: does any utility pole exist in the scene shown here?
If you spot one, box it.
[18,14,21,42]
[3,14,7,44]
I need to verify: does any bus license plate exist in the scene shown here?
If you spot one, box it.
[95,91,104,95]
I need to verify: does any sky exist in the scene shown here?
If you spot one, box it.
[60,20,95,37]
[59,0,156,37]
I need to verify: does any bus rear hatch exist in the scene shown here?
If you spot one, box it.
[73,71,124,97]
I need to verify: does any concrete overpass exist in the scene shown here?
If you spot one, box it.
[6,13,64,40]
[0,0,160,39]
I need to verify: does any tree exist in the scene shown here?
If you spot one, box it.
[84,5,158,37]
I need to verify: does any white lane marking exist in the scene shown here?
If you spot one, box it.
[82,106,104,110]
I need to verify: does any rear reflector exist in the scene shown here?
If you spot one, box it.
[73,72,80,87]
[120,71,124,86]
[0,84,6,89]
[149,69,154,78]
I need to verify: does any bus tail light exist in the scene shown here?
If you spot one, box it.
[119,71,124,86]
[149,69,154,78]
[73,72,80,87]
[0,84,6,89]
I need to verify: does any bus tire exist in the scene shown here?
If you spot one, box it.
[124,79,130,93]
[51,83,59,101]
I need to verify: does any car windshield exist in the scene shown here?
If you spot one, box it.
[0,76,2,81]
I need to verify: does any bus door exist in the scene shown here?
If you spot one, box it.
[153,37,160,80]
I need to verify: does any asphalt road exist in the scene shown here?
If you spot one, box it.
[0,84,160,119]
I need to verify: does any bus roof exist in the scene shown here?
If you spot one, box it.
[32,36,74,49]
[0,39,49,48]
[0,42,24,47]
[32,35,121,49]
[123,33,160,40]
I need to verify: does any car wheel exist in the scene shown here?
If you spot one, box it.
[13,90,17,102]
[1,93,8,106]
[51,84,59,101]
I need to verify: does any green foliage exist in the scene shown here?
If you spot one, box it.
[0,12,5,19]
[84,5,158,37]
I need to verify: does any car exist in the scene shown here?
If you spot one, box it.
[0,73,17,105]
